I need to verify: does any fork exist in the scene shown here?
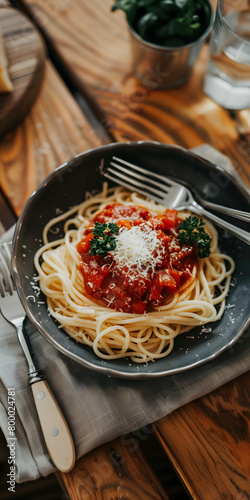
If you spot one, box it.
[104,157,250,246]
[0,242,75,473]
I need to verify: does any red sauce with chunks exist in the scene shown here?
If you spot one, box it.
[77,204,195,314]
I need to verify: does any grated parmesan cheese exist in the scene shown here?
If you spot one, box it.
[112,225,165,277]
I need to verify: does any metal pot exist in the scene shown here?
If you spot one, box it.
[128,0,214,89]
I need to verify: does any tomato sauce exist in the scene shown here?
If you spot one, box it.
[77,204,195,314]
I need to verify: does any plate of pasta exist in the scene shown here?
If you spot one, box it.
[13,142,250,378]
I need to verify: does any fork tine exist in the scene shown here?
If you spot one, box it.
[105,168,166,202]
[112,157,176,187]
[106,157,189,209]
[110,160,171,194]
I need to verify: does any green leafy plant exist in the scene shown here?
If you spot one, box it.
[89,222,119,257]
[178,215,212,258]
[111,0,211,47]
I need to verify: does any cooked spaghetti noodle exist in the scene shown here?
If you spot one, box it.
[34,184,234,363]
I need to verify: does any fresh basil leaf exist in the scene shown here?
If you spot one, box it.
[154,24,170,39]
[175,0,189,9]
[111,0,137,23]
[112,0,210,46]
[146,5,170,20]
[181,25,195,37]
[160,0,179,13]
[138,0,155,6]
[196,0,206,9]
[137,12,158,38]
[160,18,183,37]
[190,22,201,29]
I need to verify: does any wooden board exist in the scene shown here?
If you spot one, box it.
[0,60,103,215]
[0,7,46,139]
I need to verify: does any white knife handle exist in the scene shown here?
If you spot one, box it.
[31,380,75,472]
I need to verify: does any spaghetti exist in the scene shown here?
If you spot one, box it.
[34,184,235,363]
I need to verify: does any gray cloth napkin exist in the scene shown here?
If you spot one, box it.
[0,145,249,483]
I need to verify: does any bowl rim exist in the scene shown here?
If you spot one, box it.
[12,141,250,378]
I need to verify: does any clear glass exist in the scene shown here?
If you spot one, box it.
[203,0,250,110]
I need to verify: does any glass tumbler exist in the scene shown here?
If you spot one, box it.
[203,0,250,110]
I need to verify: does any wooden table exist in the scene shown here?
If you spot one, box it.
[0,1,250,498]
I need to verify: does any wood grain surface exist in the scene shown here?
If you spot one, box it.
[154,372,250,500]
[57,436,169,500]
[0,7,46,139]
[17,0,250,187]
[0,59,102,214]
[0,2,249,499]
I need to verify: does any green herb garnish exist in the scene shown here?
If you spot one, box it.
[89,222,119,257]
[178,215,212,258]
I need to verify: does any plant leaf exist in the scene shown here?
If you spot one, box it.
[146,5,170,20]
[160,18,183,37]
[160,0,179,13]
[111,0,137,23]
[174,0,189,9]
[136,12,158,38]
[89,222,119,257]
[112,0,210,46]
[177,216,211,258]
[138,0,155,6]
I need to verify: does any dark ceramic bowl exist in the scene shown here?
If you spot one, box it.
[13,141,250,378]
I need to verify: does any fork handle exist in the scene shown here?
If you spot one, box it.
[31,380,76,472]
[201,199,250,223]
[188,203,250,246]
